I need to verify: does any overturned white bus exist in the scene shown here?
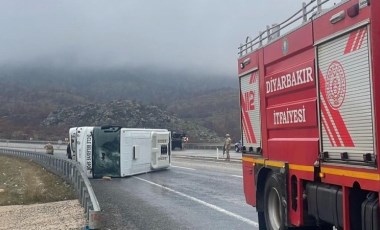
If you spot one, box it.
[69,126,171,178]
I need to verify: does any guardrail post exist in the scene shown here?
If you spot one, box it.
[84,193,89,214]
[65,162,70,178]
[81,186,86,207]
[89,210,102,229]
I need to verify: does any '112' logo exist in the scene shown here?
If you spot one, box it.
[243,91,255,112]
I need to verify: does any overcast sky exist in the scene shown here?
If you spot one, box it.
[0,0,338,77]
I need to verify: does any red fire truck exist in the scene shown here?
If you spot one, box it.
[239,0,379,229]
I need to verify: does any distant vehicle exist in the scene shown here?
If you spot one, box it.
[234,140,242,152]
[171,131,186,150]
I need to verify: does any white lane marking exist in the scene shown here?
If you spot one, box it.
[231,175,243,178]
[171,165,196,171]
[134,176,259,227]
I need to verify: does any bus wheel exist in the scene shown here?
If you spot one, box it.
[264,172,285,230]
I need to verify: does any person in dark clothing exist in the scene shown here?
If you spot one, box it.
[67,143,72,159]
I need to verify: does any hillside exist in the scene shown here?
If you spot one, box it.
[41,100,222,142]
[166,88,240,141]
[0,66,241,141]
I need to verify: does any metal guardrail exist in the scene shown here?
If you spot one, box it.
[0,138,228,151]
[0,138,66,145]
[184,142,225,150]
[0,148,102,229]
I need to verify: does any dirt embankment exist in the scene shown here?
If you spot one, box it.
[0,155,85,229]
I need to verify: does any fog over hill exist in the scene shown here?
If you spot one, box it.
[0,65,235,101]
[0,66,240,142]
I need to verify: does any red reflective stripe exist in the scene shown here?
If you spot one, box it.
[321,101,341,146]
[351,30,361,52]
[244,109,257,144]
[240,92,257,144]
[319,70,341,146]
[321,116,335,147]
[344,28,367,54]
[328,107,355,147]
[241,108,252,143]
[320,71,355,147]
[357,28,367,50]
[249,72,258,84]
[344,31,357,54]
[241,105,254,143]
[249,73,254,84]
[240,93,252,143]
[241,111,251,143]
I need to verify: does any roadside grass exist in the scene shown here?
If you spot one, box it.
[0,155,76,206]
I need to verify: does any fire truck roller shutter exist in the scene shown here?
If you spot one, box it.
[318,25,375,163]
[240,71,261,152]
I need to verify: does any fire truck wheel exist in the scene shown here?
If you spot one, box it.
[264,172,285,230]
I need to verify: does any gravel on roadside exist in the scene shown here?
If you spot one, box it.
[0,200,85,230]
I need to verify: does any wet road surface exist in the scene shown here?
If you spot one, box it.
[92,157,258,230]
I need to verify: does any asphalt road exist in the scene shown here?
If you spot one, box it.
[92,157,259,230]
[0,142,258,229]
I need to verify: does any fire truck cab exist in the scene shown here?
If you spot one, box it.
[239,0,379,229]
